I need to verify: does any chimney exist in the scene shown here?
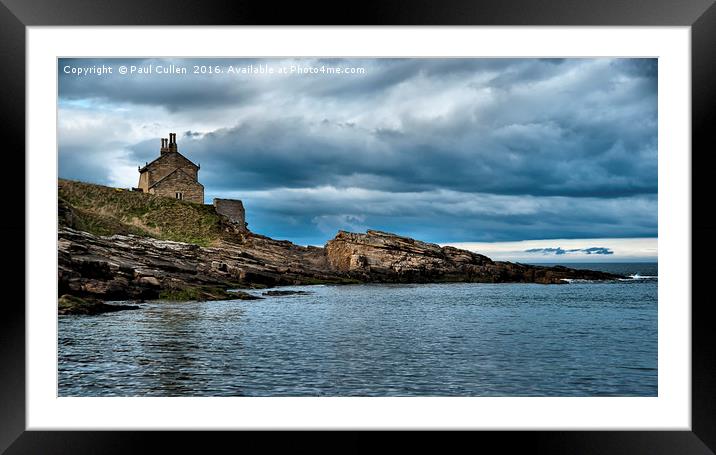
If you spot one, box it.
[168,133,178,152]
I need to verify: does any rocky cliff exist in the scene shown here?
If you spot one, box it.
[325,230,620,284]
[58,227,353,301]
[57,180,622,302]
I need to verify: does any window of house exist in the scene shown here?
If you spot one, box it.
[175,192,183,200]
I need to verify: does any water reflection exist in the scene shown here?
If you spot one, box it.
[59,265,657,397]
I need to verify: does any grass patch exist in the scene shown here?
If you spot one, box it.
[59,179,224,246]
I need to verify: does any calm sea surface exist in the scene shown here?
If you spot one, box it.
[58,263,657,396]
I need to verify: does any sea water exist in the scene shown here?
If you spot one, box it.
[58,263,657,396]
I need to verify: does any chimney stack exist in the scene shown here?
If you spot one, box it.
[160,137,169,154]
[168,133,178,152]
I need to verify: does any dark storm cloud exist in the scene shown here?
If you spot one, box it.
[58,57,658,244]
[58,58,525,107]
[119,58,656,198]
[582,247,614,255]
[305,58,523,98]
[152,112,656,198]
[59,58,261,111]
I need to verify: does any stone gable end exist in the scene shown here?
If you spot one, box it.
[150,169,204,203]
[144,152,198,185]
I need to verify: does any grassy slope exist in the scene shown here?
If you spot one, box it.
[58,179,228,246]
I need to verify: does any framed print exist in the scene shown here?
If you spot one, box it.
[3,0,715,453]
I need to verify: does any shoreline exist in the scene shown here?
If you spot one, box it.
[58,270,655,315]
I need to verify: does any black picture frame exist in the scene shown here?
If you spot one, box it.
[2,0,714,453]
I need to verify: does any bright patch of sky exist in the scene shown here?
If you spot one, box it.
[442,238,657,263]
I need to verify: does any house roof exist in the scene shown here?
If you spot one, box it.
[139,151,199,173]
[148,167,204,190]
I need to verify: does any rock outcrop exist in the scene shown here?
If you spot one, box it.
[58,227,355,301]
[58,294,140,315]
[325,230,620,284]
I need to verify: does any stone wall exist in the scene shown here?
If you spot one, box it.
[213,198,247,231]
[138,151,198,190]
[150,170,204,203]
[146,152,198,186]
[137,171,150,192]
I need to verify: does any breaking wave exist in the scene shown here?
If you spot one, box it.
[619,273,658,281]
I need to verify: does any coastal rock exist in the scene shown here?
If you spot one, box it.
[325,230,621,284]
[58,294,139,315]
[262,290,313,296]
[58,227,351,301]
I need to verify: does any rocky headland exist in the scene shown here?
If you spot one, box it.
[325,230,620,284]
[57,179,623,307]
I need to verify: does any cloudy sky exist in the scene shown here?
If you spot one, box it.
[58,58,657,262]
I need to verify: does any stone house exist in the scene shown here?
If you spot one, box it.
[136,133,204,203]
